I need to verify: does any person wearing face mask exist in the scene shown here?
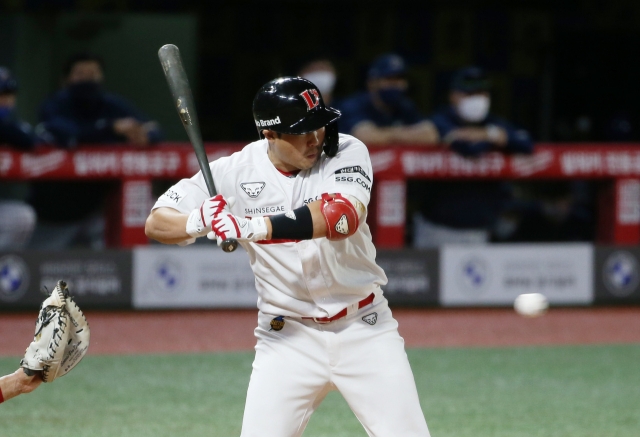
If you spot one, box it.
[28,53,163,250]
[410,67,533,248]
[335,53,439,146]
[431,66,533,157]
[0,67,38,250]
[38,52,163,148]
[298,59,338,106]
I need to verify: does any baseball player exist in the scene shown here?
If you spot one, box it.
[145,77,430,436]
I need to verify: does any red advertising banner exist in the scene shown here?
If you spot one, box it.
[2,143,638,247]
[370,144,640,179]
[0,143,244,180]
[4,144,640,180]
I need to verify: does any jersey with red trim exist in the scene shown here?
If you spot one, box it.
[152,133,387,318]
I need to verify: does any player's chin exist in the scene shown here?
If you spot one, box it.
[300,153,320,168]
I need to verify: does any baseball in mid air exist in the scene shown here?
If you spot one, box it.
[514,293,548,317]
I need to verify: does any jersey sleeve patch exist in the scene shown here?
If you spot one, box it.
[334,165,371,181]
[334,165,372,193]
[160,185,188,205]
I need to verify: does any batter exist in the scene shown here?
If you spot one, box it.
[145,76,430,437]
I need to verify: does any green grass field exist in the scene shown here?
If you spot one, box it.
[1,344,639,436]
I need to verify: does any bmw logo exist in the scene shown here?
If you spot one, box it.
[153,259,182,294]
[603,251,639,297]
[0,255,30,302]
[458,257,489,293]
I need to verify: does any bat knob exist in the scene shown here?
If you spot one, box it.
[221,239,238,253]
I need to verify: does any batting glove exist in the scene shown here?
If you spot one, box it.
[207,213,268,246]
[186,194,234,238]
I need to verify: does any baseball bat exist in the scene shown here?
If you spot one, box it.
[158,44,238,253]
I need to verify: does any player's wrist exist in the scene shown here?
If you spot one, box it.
[208,214,268,245]
[248,216,268,241]
[186,208,210,238]
[486,124,507,145]
[0,371,21,401]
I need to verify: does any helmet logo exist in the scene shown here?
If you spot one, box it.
[255,116,281,127]
[300,89,321,111]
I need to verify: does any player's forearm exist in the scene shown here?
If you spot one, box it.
[145,208,192,244]
[352,123,399,145]
[444,126,508,146]
[396,121,440,144]
[0,373,17,402]
[263,200,327,240]
[308,200,333,238]
[355,122,439,146]
[260,194,363,243]
[0,369,40,403]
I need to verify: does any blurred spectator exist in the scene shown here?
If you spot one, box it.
[0,68,39,148]
[28,52,163,250]
[0,67,37,250]
[500,181,594,243]
[604,112,634,141]
[298,59,337,105]
[555,112,635,142]
[411,66,534,248]
[335,53,439,145]
[553,115,594,142]
[39,52,162,147]
[432,66,533,157]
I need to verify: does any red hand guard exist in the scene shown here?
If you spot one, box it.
[320,193,359,241]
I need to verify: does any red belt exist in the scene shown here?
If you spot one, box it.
[302,293,375,324]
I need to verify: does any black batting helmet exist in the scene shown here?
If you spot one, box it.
[252,76,341,157]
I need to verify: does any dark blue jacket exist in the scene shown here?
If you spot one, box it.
[33,88,163,223]
[335,92,426,135]
[0,115,36,151]
[415,107,534,230]
[39,88,163,147]
[430,106,533,157]
[0,114,36,201]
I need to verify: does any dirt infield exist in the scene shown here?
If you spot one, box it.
[1,307,639,357]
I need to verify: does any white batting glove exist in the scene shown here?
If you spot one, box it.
[207,214,268,246]
[186,194,234,238]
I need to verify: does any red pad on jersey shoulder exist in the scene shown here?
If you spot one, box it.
[320,193,359,241]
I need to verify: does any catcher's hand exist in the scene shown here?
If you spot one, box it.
[20,280,90,383]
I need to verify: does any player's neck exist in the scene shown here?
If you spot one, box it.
[276,168,300,178]
[267,143,301,174]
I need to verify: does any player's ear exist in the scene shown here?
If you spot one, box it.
[263,129,277,140]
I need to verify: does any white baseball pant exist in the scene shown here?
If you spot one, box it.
[240,297,431,437]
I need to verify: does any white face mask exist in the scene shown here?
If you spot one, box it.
[302,71,336,98]
[456,95,490,122]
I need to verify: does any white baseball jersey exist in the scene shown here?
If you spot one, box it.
[153,133,430,437]
[153,133,387,318]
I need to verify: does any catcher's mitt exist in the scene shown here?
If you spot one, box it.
[21,280,90,383]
